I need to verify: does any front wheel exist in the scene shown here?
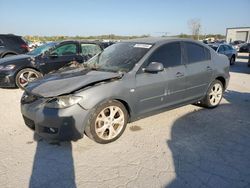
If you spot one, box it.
[200,80,224,108]
[15,68,42,89]
[85,100,128,144]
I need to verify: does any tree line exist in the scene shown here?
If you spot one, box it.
[24,33,225,42]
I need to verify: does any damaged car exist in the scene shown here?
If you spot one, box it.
[0,40,104,89]
[21,38,230,144]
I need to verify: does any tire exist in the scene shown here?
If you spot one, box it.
[230,56,235,65]
[15,68,42,89]
[84,100,128,144]
[200,80,224,108]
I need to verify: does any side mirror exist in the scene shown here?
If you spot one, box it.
[144,62,164,73]
[49,53,58,58]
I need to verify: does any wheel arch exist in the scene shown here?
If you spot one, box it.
[215,76,226,89]
[114,99,132,121]
[15,66,42,76]
[1,51,18,58]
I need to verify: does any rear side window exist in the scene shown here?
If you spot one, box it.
[148,42,181,68]
[224,45,233,51]
[185,42,210,63]
[81,44,102,56]
[204,47,211,60]
[5,36,26,45]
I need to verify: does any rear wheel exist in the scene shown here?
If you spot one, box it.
[15,68,42,89]
[200,80,224,108]
[85,100,128,144]
[230,56,235,65]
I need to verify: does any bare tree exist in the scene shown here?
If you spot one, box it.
[188,19,201,40]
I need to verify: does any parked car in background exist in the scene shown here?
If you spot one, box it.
[101,41,115,48]
[0,40,104,89]
[0,34,29,58]
[28,41,43,51]
[208,43,237,65]
[230,40,245,51]
[21,38,230,144]
[239,43,250,53]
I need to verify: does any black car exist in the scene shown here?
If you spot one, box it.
[0,34,29,58]
[230,40,246,51]
[239,43,250,53]
[0,40,104,89]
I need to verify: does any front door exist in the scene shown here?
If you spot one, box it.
[40,42,81,74]
[135,42,187,114]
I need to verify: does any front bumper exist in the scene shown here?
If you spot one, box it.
[0,71,16,88]
[21,98,90,141]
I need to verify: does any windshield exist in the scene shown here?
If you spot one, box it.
[27,42,57,56]
[84,42,152,73]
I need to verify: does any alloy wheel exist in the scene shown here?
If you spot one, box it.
[209,83,223,106]
[19,70,40,88]
[95,106,125,140]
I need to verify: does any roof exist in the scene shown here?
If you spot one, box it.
[122,37,194,44]
[54,39,103,44]
[122,37,206,47]
[124,37,173,44]
[0,34,21,37]
[226,27,250,30]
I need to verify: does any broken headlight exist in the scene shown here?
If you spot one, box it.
[45,95,83,109]
[21,92,39,104]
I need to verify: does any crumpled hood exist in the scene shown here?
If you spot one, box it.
[0,54,34,66]
[25,68,122,98]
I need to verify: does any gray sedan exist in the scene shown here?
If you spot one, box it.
[208,43,237,65]
[21,38,230,144]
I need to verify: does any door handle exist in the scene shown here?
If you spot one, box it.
[206,66,212,71]
[176,72,184,78]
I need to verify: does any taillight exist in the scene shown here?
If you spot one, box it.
[21,44,30,51]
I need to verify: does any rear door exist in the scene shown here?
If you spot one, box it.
[184,42,213,100]
[40,42,81,74]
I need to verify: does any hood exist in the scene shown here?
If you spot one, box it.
[25,68,122,98]
[0,54,34,66]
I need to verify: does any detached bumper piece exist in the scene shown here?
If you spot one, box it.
[0,73,16,87]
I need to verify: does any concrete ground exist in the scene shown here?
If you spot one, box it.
[0,55,249,188]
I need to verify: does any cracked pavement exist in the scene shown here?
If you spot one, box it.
[0,56,249,188]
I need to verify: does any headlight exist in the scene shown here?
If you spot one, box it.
[45,95,83,109]
[0,64,16,70]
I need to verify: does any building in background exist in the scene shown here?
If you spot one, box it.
[226,27,250,43]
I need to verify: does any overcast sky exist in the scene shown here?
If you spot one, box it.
[1,0,250,36]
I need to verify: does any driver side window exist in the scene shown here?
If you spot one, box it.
[148,42,181,68]
[51,43,77,56]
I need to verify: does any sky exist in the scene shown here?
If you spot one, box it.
[0,0,250,36]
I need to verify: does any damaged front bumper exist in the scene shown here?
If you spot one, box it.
[21,96,91,141]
